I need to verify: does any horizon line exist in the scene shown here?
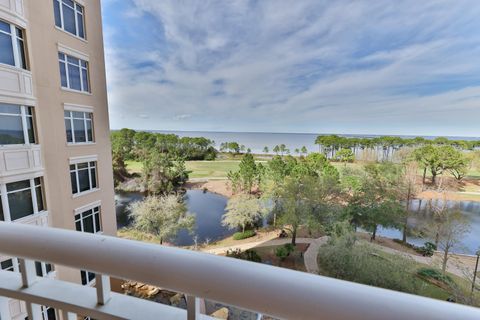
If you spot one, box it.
[110,128,480,139]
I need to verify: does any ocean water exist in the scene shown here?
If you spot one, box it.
[152,130,480,154]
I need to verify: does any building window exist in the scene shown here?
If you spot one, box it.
[59,52,90,92]
[64,110,94,143]
[0,19,27,69]
[0,104,36,145]
[75,206,101,233]
[6,178,46,221]
[81,270,95,285]
[1,259,16,272]
[70,162,97,195]
[53,0,85,39]
[41,306,57,320]
[35,261,54,277]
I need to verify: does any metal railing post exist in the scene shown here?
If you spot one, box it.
[19,259,42,320]
[96,274,111,305]
[0,296,11,320]
[186,296,200,320]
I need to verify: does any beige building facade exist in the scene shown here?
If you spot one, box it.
[0,0,116,319]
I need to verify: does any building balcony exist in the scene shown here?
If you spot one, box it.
[0,222,479,320]
[0,0,26,28]
[0,144,42,179]
[0,64,34,106]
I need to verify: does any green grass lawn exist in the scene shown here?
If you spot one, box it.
[126,160,266,179]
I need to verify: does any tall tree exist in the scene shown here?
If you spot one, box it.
[142,150,189,195]
[424,201,470,273]
[222,195,265,233]
[128,195,195,244]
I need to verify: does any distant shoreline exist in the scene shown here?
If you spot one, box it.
[111,128,480,140]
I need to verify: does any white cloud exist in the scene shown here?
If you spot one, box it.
[104,0,480,136]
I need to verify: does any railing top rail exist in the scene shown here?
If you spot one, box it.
[0,222,479,320]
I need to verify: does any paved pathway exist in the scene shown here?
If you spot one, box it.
[203,236,328,273]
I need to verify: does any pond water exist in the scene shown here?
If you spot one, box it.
[115,190,233,246]
[374,199,480,255]
[116,191,480,254]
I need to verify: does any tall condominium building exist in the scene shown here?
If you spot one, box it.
[0,0,116,319]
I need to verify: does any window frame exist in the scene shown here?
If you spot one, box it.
[58,52,90,93]
[70,161,98,196]
[64,110,94,144]
[75,206,102,234]
[0,104,37,146]
[0,19,28,70]
[54,0,86,40]
[0,177,46,222]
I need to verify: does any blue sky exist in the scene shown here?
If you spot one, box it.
[102,0,480,137]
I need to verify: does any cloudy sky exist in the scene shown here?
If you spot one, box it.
[102,0,480,137]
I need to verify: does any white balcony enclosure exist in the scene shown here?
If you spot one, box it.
[0,144,42,178]
[0,222,479,320]
[0,64,34,106]
[0,0,25,27]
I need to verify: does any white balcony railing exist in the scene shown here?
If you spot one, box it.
[0,222,479,320]
[0,144,43,178]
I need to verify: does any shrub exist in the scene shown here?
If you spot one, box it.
[417,268,453,285]
[284,243,295,254]
[275,246,289,260]
[226,248,261,263]
[233,230,256,240]
[318,236,420,294]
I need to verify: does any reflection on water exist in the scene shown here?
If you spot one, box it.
[115,190,233,246]
[375,199,480,255]
[116,192,479,254]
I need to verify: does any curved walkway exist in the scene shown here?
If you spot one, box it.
[203,236,328,273]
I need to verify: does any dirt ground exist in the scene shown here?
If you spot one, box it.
[185,179,233,198]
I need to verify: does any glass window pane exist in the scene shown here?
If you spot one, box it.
[46,263,53,274]
[72,111,84,118]
[1,259,13,271]
[64,0,74,7]
[94,212,101,232]
[83,214,94,233]
[59,61,67,87]
[81,68,89,92]
[8,188,33,221]
[67,55,78,64]
[86,120,93,142]
[62,4,76,34]
[26,116,35,143]
[75,219,81,231]
[77,12,84,38]
[0,115,23,145]
[70,171,78,194]
[65,118,73,142]
[36,185,44,212]
[0,21,10,33]
[53,0,62,27]
[35,261,43,276]
[81,270,87,285]
[7,180,30,192]
[73,119,86,142]
[58,52,65,60]
[68,64,81,90]
[0,197,3,221]
[0,32,14,66]
[90,167,97,189]
[78,168,90,192]
[17,38,27,69]
[0,104,20,114]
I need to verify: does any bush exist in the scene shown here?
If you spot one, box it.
[417,268,453,285]
[318,236,420,294]
[275,244,295,261]
[226,248,261,263]
[233,230,256,240]
[418,242,437,257]
[275,246,290,260]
